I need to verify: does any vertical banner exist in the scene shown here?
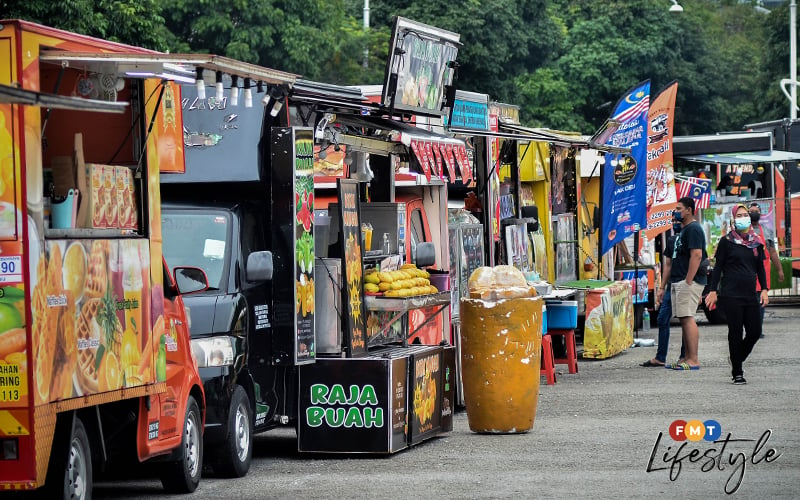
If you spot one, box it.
[294,129,315,363]
[144,80,185,173]
[336,179,367,357]
[489,114,501,243]
[600,80,651,256]
[645,81,678,240]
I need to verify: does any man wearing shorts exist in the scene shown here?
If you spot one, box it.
[662,197,706,370]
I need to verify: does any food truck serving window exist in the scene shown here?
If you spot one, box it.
[162,210,231,291]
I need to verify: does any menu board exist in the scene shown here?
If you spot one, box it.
[336,179,367,357]
[381,17,460,116]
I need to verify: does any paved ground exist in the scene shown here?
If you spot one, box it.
[93,306,800,499]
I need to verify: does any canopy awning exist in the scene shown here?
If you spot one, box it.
[0,83,127,113]
[39,51,298,86]
[679,150,800,165]
[331,114,470,183]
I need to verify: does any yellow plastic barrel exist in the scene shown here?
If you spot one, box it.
[459,296,543,433]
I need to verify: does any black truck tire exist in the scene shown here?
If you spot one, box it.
[57,416,92,500]
[212,385,253,478]
[160,396,203,493]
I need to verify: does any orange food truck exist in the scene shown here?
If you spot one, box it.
[0,20,219,497]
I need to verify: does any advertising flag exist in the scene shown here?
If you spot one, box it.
[600,80,651,256]
[645,81,679,240]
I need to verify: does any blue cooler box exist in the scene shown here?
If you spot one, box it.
[542,304,548,335]
[545,300,578,329]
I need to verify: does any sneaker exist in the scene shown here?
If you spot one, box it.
[732,375,747,385]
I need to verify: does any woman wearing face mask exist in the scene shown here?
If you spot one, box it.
[704,204,768,385]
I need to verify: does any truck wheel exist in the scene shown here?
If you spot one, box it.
[64,417,92,500]
[213,385,252,478]
[161,396,203,493]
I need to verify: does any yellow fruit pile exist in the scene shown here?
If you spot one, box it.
[364,264,439,297]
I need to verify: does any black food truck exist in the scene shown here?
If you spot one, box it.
[161,20,461,474]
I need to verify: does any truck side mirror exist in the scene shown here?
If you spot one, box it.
[246,250,274,281]
[414,242,436,268]
[174,266,210,295]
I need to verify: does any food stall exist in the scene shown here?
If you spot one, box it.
[294,16,468,453]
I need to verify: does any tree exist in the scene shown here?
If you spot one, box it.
[367,0,564,103]
[2,0,171,50]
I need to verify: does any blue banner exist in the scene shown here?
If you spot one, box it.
[600,80,650,256]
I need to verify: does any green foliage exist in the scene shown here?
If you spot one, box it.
[2,0,169,50]
[4,0,796,135]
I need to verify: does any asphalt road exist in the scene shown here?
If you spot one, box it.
[92,306,800,499]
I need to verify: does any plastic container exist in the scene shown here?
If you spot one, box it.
[546,300,578,329]
[51,190,76,229]
[429,273,449,292]
[542,304,548,335]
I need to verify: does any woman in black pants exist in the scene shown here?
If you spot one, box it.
[704,204,769,385]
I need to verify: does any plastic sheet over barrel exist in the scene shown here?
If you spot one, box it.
[459,297,543,433]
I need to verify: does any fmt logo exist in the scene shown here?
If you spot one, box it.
[669,419,722,442]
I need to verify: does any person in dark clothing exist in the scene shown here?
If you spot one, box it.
[704,204,769,385]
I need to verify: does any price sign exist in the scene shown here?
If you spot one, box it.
[0,256,22,284]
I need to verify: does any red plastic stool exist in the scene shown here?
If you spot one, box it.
[541,334,557,385]
[548,328,579,374]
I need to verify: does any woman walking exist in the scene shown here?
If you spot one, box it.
[704,204,769,385]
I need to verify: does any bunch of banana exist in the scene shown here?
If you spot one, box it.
[363,264,438,297]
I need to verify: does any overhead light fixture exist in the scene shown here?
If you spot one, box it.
[215,71,224,103]
[669,0,683,13]
[257,81,264,94]
[243,78,253,108]
[267,84,289,117]
[230,75,239,107]
[195,68,206,100]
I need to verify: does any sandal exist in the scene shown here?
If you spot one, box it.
[640,359,665,367]
[671,362,700,371]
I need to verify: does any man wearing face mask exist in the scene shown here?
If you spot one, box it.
[704,204,768,385]
[641,216,686,367]
[749,202,783,336]
[658,197,706,371]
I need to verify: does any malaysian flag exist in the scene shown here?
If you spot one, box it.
[614,91,650,123]
[677,177,712,209]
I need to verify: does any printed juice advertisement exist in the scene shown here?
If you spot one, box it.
[0,101,27,408]
[29,239,157,405]
[583,281,634,359]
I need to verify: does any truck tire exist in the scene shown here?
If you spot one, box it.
[64,417,92,500]
[213,385,252,478]
[160,396,203,493]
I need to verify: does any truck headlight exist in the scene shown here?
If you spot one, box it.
[191,336,235,368]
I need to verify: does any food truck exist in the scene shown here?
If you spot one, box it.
[0,20,215,497]
[160,16,463,476]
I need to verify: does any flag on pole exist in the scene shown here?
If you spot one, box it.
[599,80,651,256]
[677,177,712,209]
[644,81,678,240]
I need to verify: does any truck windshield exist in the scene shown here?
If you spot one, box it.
[162,210,230,291]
